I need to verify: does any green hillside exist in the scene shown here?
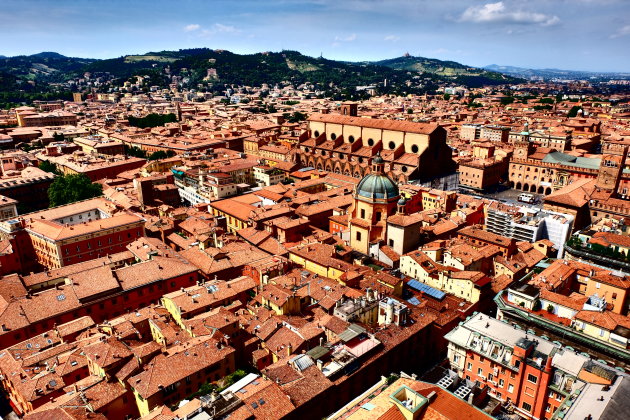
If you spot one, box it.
[0,49,520,108]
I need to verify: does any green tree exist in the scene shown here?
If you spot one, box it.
[48,174,103,207]
[38,161,60,174]
[52,132,65,142]
[500,96,515,105]
[127,113,177,128]
[148,150,168,161]
[124,145,147,158]
[287,111,307,123]
[443,93,451,100]
[568,106,582,118]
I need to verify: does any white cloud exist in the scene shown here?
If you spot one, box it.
[183,24,200,32]
[334,33,357,42]
[610,24,630,38]
[212,23,238,33]
[459,2,560,26]
[188,23,241,38]
[384,34,400,42]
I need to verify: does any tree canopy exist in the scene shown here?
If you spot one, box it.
[148,150,176,161]
[125,145,148,158]
[38,161,60,175]
[48,173,103,207]
[127,113,177,128]
[568,106,582,118]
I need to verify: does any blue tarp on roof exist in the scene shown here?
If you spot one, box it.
[407,296,421,306]
[407,279,446,300]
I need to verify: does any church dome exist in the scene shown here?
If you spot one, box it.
[356,172,400,201]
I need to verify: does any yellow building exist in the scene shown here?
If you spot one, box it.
[288,243,352,282]
[348,155,400,255]
[400,250,490,304]
[573,310,630,349]
[209,196,257,232]
[259,283,302,315]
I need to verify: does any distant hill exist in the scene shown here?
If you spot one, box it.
[79,48,518,88]
[0,52,96,83]
[372,55,517,87]
[1,49,517,89]
[484,64,630,81]
[0,49,522,108]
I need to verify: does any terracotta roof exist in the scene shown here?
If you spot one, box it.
[308,114,440,135]
[130,337,234,399]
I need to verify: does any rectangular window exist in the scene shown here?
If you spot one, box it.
[499,379,504,387]
[467,362,473,371]
[522,402,532,412]
[360,209,365,218]
[356,231,361,241]
[477,368,483,376]
[508,384,514,393]
[527,374,538,384]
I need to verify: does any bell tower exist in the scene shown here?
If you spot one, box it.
[340,102,358,117]
[514,139,533,159]
[596,154,625,193]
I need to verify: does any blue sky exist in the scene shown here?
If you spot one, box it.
[1,0,629,72]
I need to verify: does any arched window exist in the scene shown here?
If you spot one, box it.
[411,144,419,153]
[313,130,320,138]
[330,133,337,140]
[348,135,355,143]
[388,141,396,150]
[367,138,374,146]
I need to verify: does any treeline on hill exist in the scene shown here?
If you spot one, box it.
[127,113,177,128]
[1,49,525,107]
[64,49,518,97]
[0,71,73,109]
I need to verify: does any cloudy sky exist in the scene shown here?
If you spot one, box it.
[1,0,629,72]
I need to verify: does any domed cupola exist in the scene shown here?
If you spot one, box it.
[355,153,400,202]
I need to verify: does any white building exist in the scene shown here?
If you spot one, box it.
[486,203,573,257]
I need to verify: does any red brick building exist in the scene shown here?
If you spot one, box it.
[446,313,622,420]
